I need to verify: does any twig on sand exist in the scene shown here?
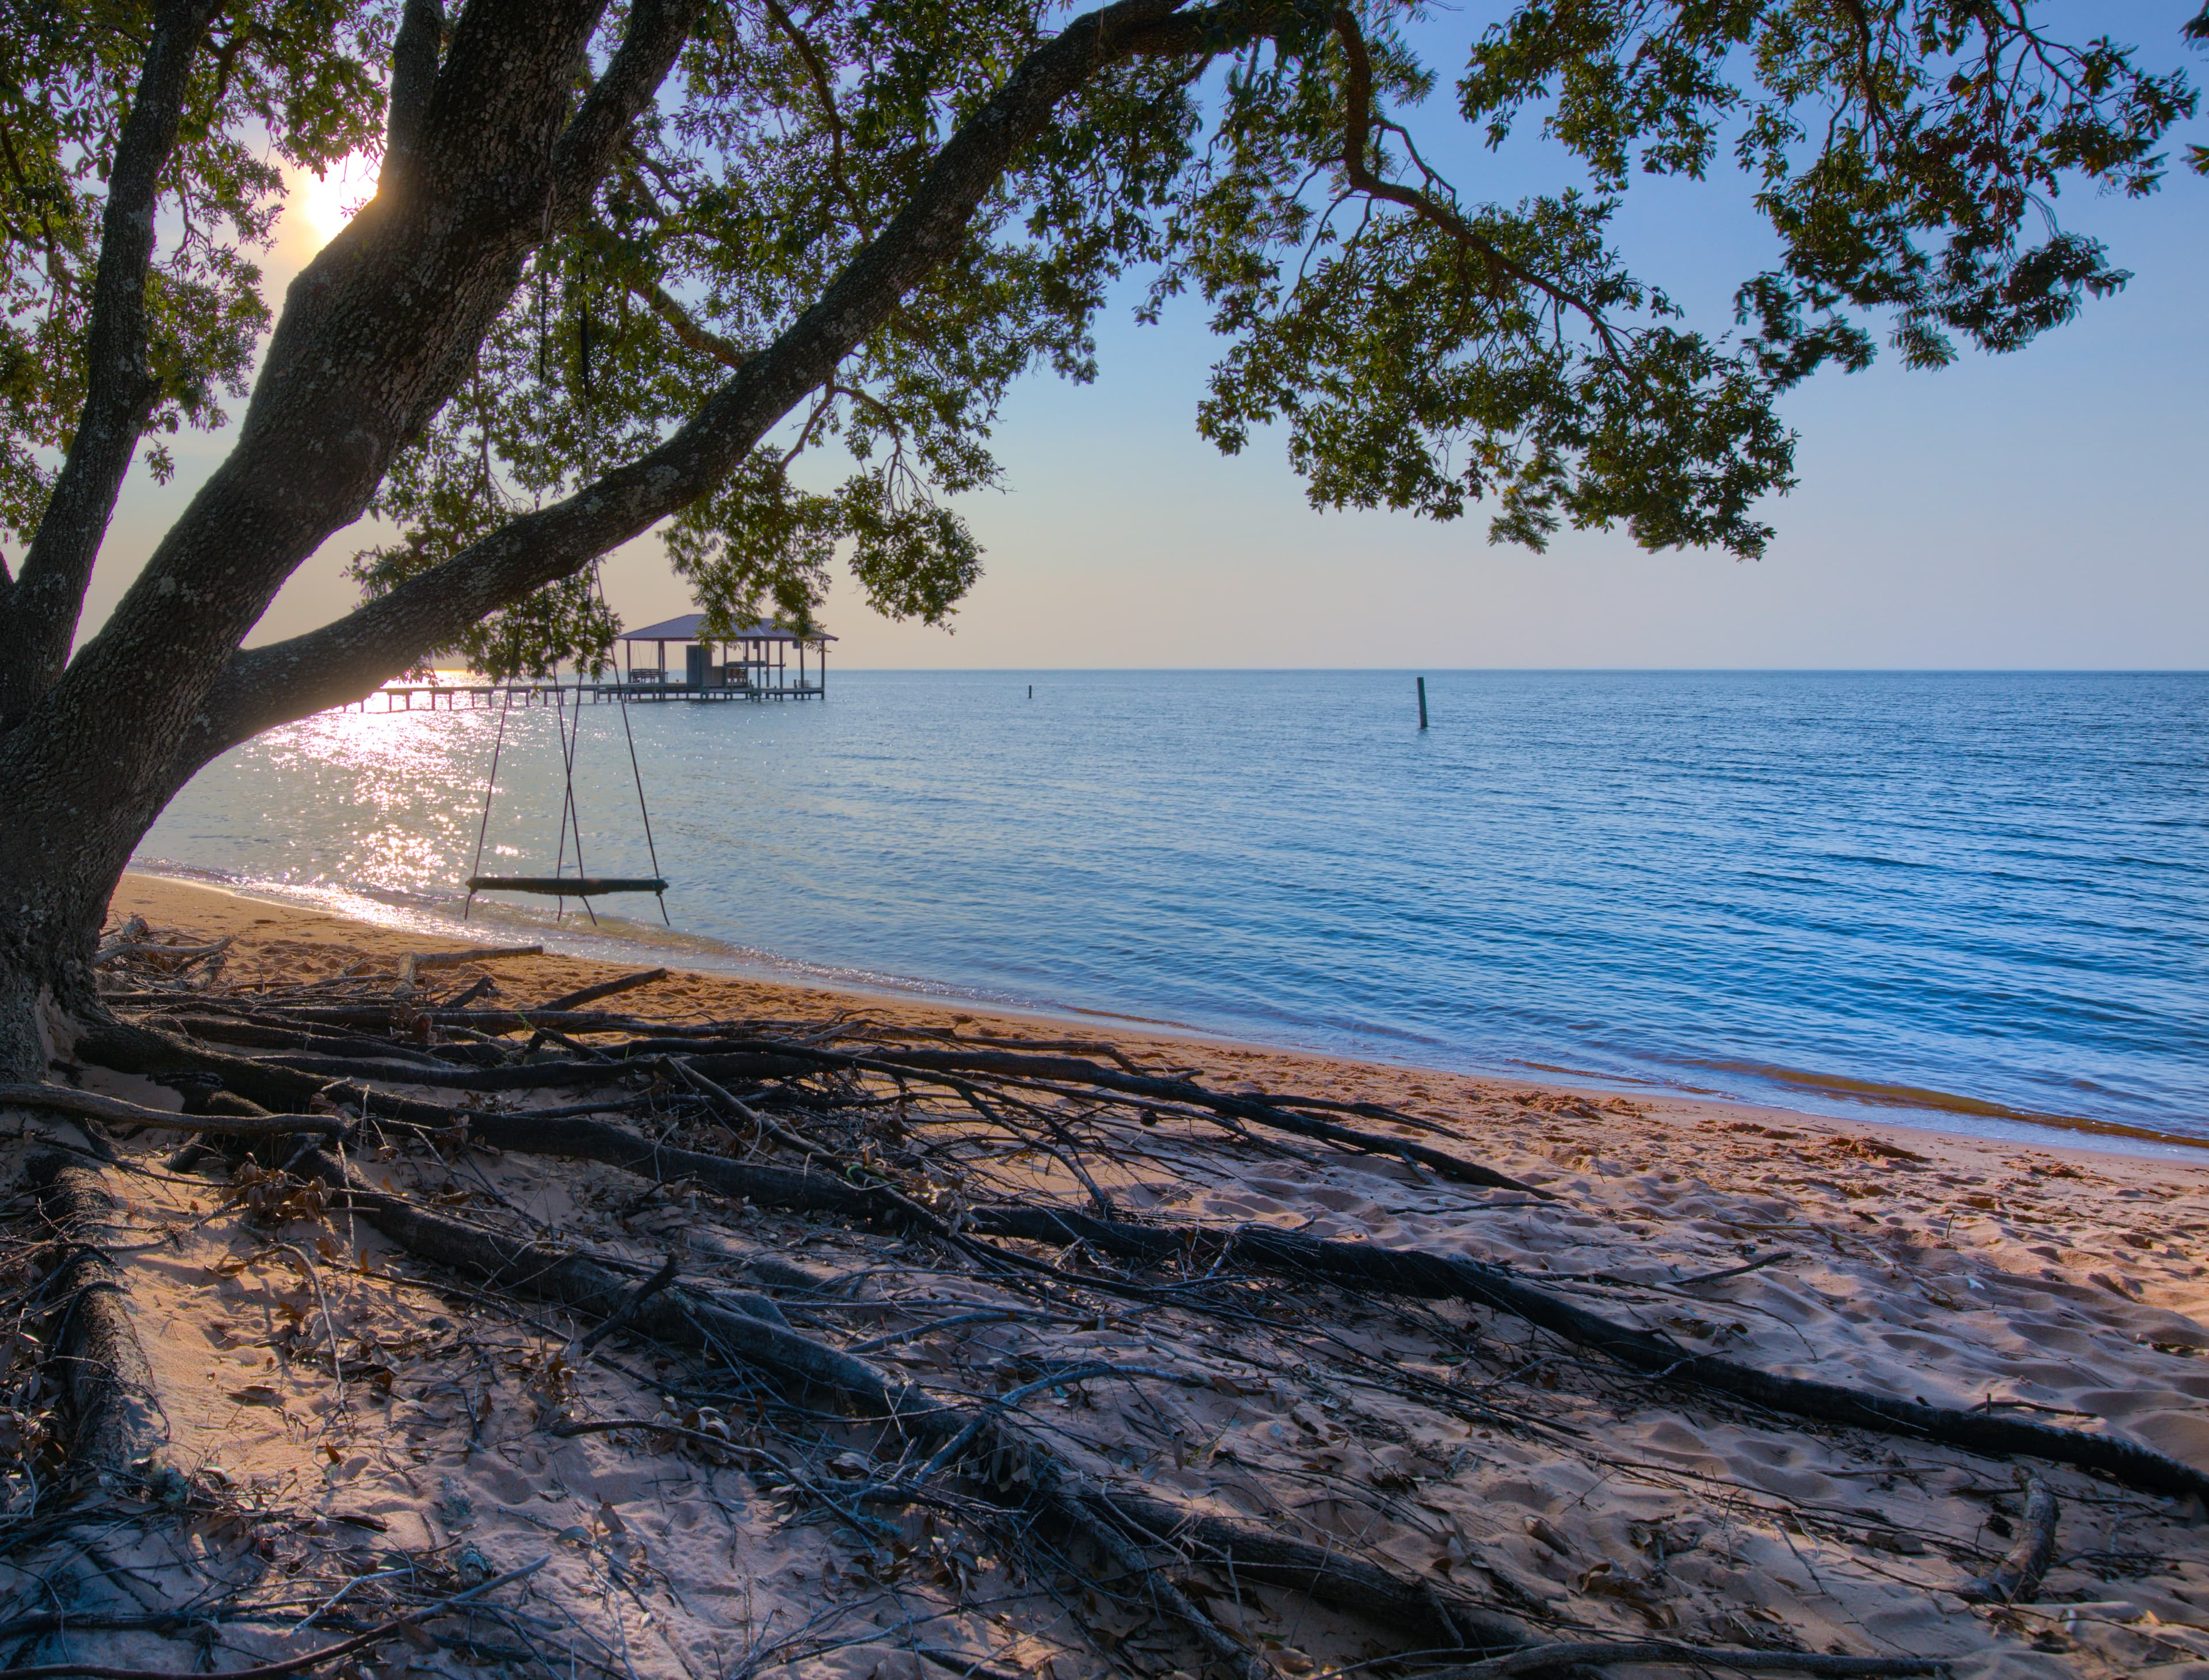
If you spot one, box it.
[1959,1476,2059,1605]
[539,969,668,1013]
[574,1252,681,1358]
[0,1559,548,1680]
[666,1057,827,1164]
[1670,1250,1794,1288]
[274,1241,346,1411]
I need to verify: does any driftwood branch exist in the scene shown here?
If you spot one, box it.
[1958,1477,2059,1604]
[398,943,542,986]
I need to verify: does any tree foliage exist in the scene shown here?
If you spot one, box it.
[1,0,2198,680]
[0,0,388,537]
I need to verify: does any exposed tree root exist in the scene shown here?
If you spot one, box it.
[0,1084,345,1142]
[0,1560,548,1680]
[72,1019,329,1113]
[81,1010,2209,1501]
[26,1153,165,1479]
[294,1147,1531,1675]
[33,950,2200,1680]
[1081,1486,1532,1653]
[422,1105,2209,1503]
[150,1033,1542,1192]
[1423,1645,1948,1677]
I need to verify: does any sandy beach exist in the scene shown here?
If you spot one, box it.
[59,871,2209,1678]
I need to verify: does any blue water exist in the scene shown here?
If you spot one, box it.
[137,671,2209,1145]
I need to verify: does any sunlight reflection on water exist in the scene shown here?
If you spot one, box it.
[139,671,2209,1149]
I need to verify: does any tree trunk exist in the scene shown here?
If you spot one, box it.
[0,0,1225,1085]
[0,776,153,1080]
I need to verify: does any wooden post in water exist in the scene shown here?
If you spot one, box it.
[1417,676,1428,729]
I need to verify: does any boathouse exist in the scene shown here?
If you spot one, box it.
[618,613,833,699]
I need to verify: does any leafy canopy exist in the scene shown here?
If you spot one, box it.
[0,1,388,535]
[9,1,2197,677]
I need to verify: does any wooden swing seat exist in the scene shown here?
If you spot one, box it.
[467,875,668,897]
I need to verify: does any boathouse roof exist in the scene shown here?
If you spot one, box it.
[618,613,835,643]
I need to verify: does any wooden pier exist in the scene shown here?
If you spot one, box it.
[334,613,833,713]
[335,678,823,713]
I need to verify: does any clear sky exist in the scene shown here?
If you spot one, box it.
[74,4,2209,671]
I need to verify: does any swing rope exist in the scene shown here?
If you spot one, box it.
[461,296,668,923]
[594,560,670,925]
[461,568,671,923]
[547,679,596,926]
[461,687,515,924]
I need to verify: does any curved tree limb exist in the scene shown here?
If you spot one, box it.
[0,0,708,899]
[0,0,219,726]
[618,271,752,369]
[181,0,1290,759]
[1329,7,1631,366]
[550,0,707,220]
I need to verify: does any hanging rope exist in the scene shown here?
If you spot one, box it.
[547,677,597,927]
[456,456,670,925]
[594,559,670,925]
[462,687,515,924]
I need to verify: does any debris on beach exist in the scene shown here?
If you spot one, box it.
[3,898,2206,1680]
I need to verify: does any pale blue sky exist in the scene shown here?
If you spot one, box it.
[77,3,2209,669]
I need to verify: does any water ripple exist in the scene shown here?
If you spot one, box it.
[139,671,2209,1143]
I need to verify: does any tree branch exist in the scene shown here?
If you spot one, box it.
[0,0,216,728]
[0,0,659,907]
[1329,9,1630,365]
[762,0,870,235]
[551,0,708,223]
[187,0,1282,753]
[380,0,445,192]
[618,270,750,370]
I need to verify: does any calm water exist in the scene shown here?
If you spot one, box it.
[138,671,2209,1146]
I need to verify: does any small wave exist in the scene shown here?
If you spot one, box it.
[1679,1054,2209,1156]
[127,861,1166,1025]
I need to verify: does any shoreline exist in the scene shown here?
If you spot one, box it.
[115,866,2209,1164]
[82,870,2209,1679]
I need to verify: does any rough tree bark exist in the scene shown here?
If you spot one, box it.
[0,0,1252,1082]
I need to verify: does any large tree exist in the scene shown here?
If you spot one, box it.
[0,0,2195,1077]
